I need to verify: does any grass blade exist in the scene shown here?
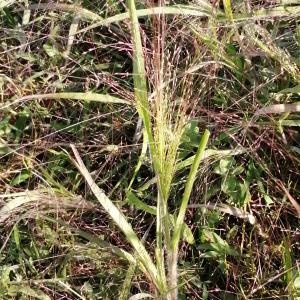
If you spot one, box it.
[173,129,210,246]
[118,219,154,300]
[15,3,103,22]
[77,4,300,36]
[64,15,80,56]
[78,5,217,34]
[176,148,247,171]
[126,191,156,215]
[126,1,155,160]
[249,4,300,19]
[254,103,300,117]
[223,0,233,22]
[70,145,158,287]
[243,24,300,82]
[1,92,131,110]
[169,129,210,298]
[280,120,300,127]
[127,129,148,192]
[279,84,300,94]
[118,263,137,300]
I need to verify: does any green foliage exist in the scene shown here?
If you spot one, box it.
[199,227,239,275]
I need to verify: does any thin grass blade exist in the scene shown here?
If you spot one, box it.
[169,129,210,299]
[64,15,80,56]
[15,3,103,22]
[77,5,218,34]
[254,103,300,117]
[172,129,210,248]
[70,145,158,286]
[223,0,233,22]
[77,4,300,36]
[1,92,131,110]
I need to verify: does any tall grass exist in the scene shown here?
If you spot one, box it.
[0,0,300,299]
[127,0,210,297]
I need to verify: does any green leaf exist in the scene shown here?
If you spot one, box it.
[176,148,246,171]
[201,250,222,258]
[257,181,274,205]
[78,5,217,34]
[239,182,251,205]
[0,266,12,289]
[221,176,237,194]
[263,194,274,206]
[24,3,103,22]
[232,165,244,176]
[182,224,195,245]
[200,229,238,256]
[43,43,60,58]
[0,139,10,155]
[127,193,194,244]
[172,130,210,250]
[279,85,300,94]
[294,276,300,289]
[13,110,30,132]
[12,224,20,250]
[280,120,300,127]
[214,158,235,175]
[75,3,300,36]
[179,120,201,159]
[246,160,261,182]
[126,191,156,215]
[181,120,200,146]
[11,170,30,186]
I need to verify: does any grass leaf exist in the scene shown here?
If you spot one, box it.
[223,0,233,22]
[126,191,157,215]
[254,103,300,117]
[169,129,209,297]
[15,3,103,22]
[10,170,30,186]
[0,0,16,9]
[78,5,217,34]
[78,4,300,35]
[70,145,158,286]
[172,129,210,249]
[2,92,131,110]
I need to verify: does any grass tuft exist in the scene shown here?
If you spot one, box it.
[0,0,299,299]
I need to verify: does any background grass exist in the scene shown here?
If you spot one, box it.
[0,0,300,299]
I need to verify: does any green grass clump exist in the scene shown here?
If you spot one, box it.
[0,0,300,299]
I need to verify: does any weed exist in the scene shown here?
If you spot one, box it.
[0,0,300,299]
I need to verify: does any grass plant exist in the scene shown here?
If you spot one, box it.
[0,0,300,299]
